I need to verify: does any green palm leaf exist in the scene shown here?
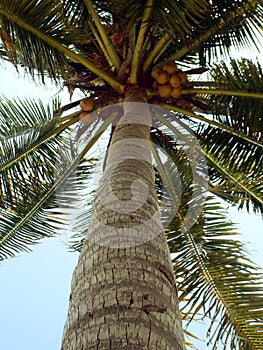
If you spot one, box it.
[166,0,263,65]
[209,59,263,140]
[0,0,77,80]
[157,59,263,215]
[0,97,63,208]
[0,96,60,139]
[200,131,263,214]
[192,59,263,214]
[0,0,122,90]
[172,196,263,350]
[0,156,96,260]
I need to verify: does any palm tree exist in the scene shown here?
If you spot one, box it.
[0,0,263,348]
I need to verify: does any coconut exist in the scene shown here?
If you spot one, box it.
[163,61,177,74]
[80,98,94,112]
[176,70,187,84]
[151,68,169,84]
[156,71,169,84]
[171,87,182,98]
[158,83,172,98]
[169,73,181,88]
[151,68,163,79]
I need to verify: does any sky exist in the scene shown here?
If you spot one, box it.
[0,61,262,350]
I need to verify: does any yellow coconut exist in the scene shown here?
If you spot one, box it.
[169,73,181,88]
[151,68,163,79]
[156,71,169,84]
[80,98,94,112]
[151,68,169,84]
[163,61,177,74]
[176,70,187,84]
[171,87,182,98]
[158,83,172,98]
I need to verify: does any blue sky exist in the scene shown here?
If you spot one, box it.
[0,62,262,350]
[0,236,79,350]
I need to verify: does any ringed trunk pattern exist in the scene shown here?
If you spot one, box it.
[61,86,186,349]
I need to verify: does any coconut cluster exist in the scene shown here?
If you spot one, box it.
[151,61,187,99]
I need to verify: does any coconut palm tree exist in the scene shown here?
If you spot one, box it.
[0,0,263,349]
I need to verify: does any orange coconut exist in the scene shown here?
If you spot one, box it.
[169,73,181,88]
[171,87,182,98]
[158,83,172,98]
[176,70,187,84]
[151,68,169,84]
[80,98,94,112]
[163,61,177,74]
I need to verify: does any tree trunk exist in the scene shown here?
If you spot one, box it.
[61,86,186,350]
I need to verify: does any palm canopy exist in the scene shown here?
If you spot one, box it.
[0,0,263,349]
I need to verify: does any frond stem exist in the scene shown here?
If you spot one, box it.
[129,0,154,84]
[181,88,263,99]
[84,0,121,71]
[143,32,173,72]
[89,21,114,69]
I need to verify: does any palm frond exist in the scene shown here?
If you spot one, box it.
[167,0,263,65]
[208,59,263,141]
[199,129,263,214]
[0,0,75,81]
[171,196,263,350]
[0,0,122,90]
[0,197,58,259]
[66,0,209,33]
[0,97,63,208]
[63,0,209,76]
[162,103,263,148]
[190,59,263,214]
[0,154,96,260]
[0,95,60,139]
[151,0,209,37]
[157,59,263,214]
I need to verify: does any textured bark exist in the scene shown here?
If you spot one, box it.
[61,86,186,349]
